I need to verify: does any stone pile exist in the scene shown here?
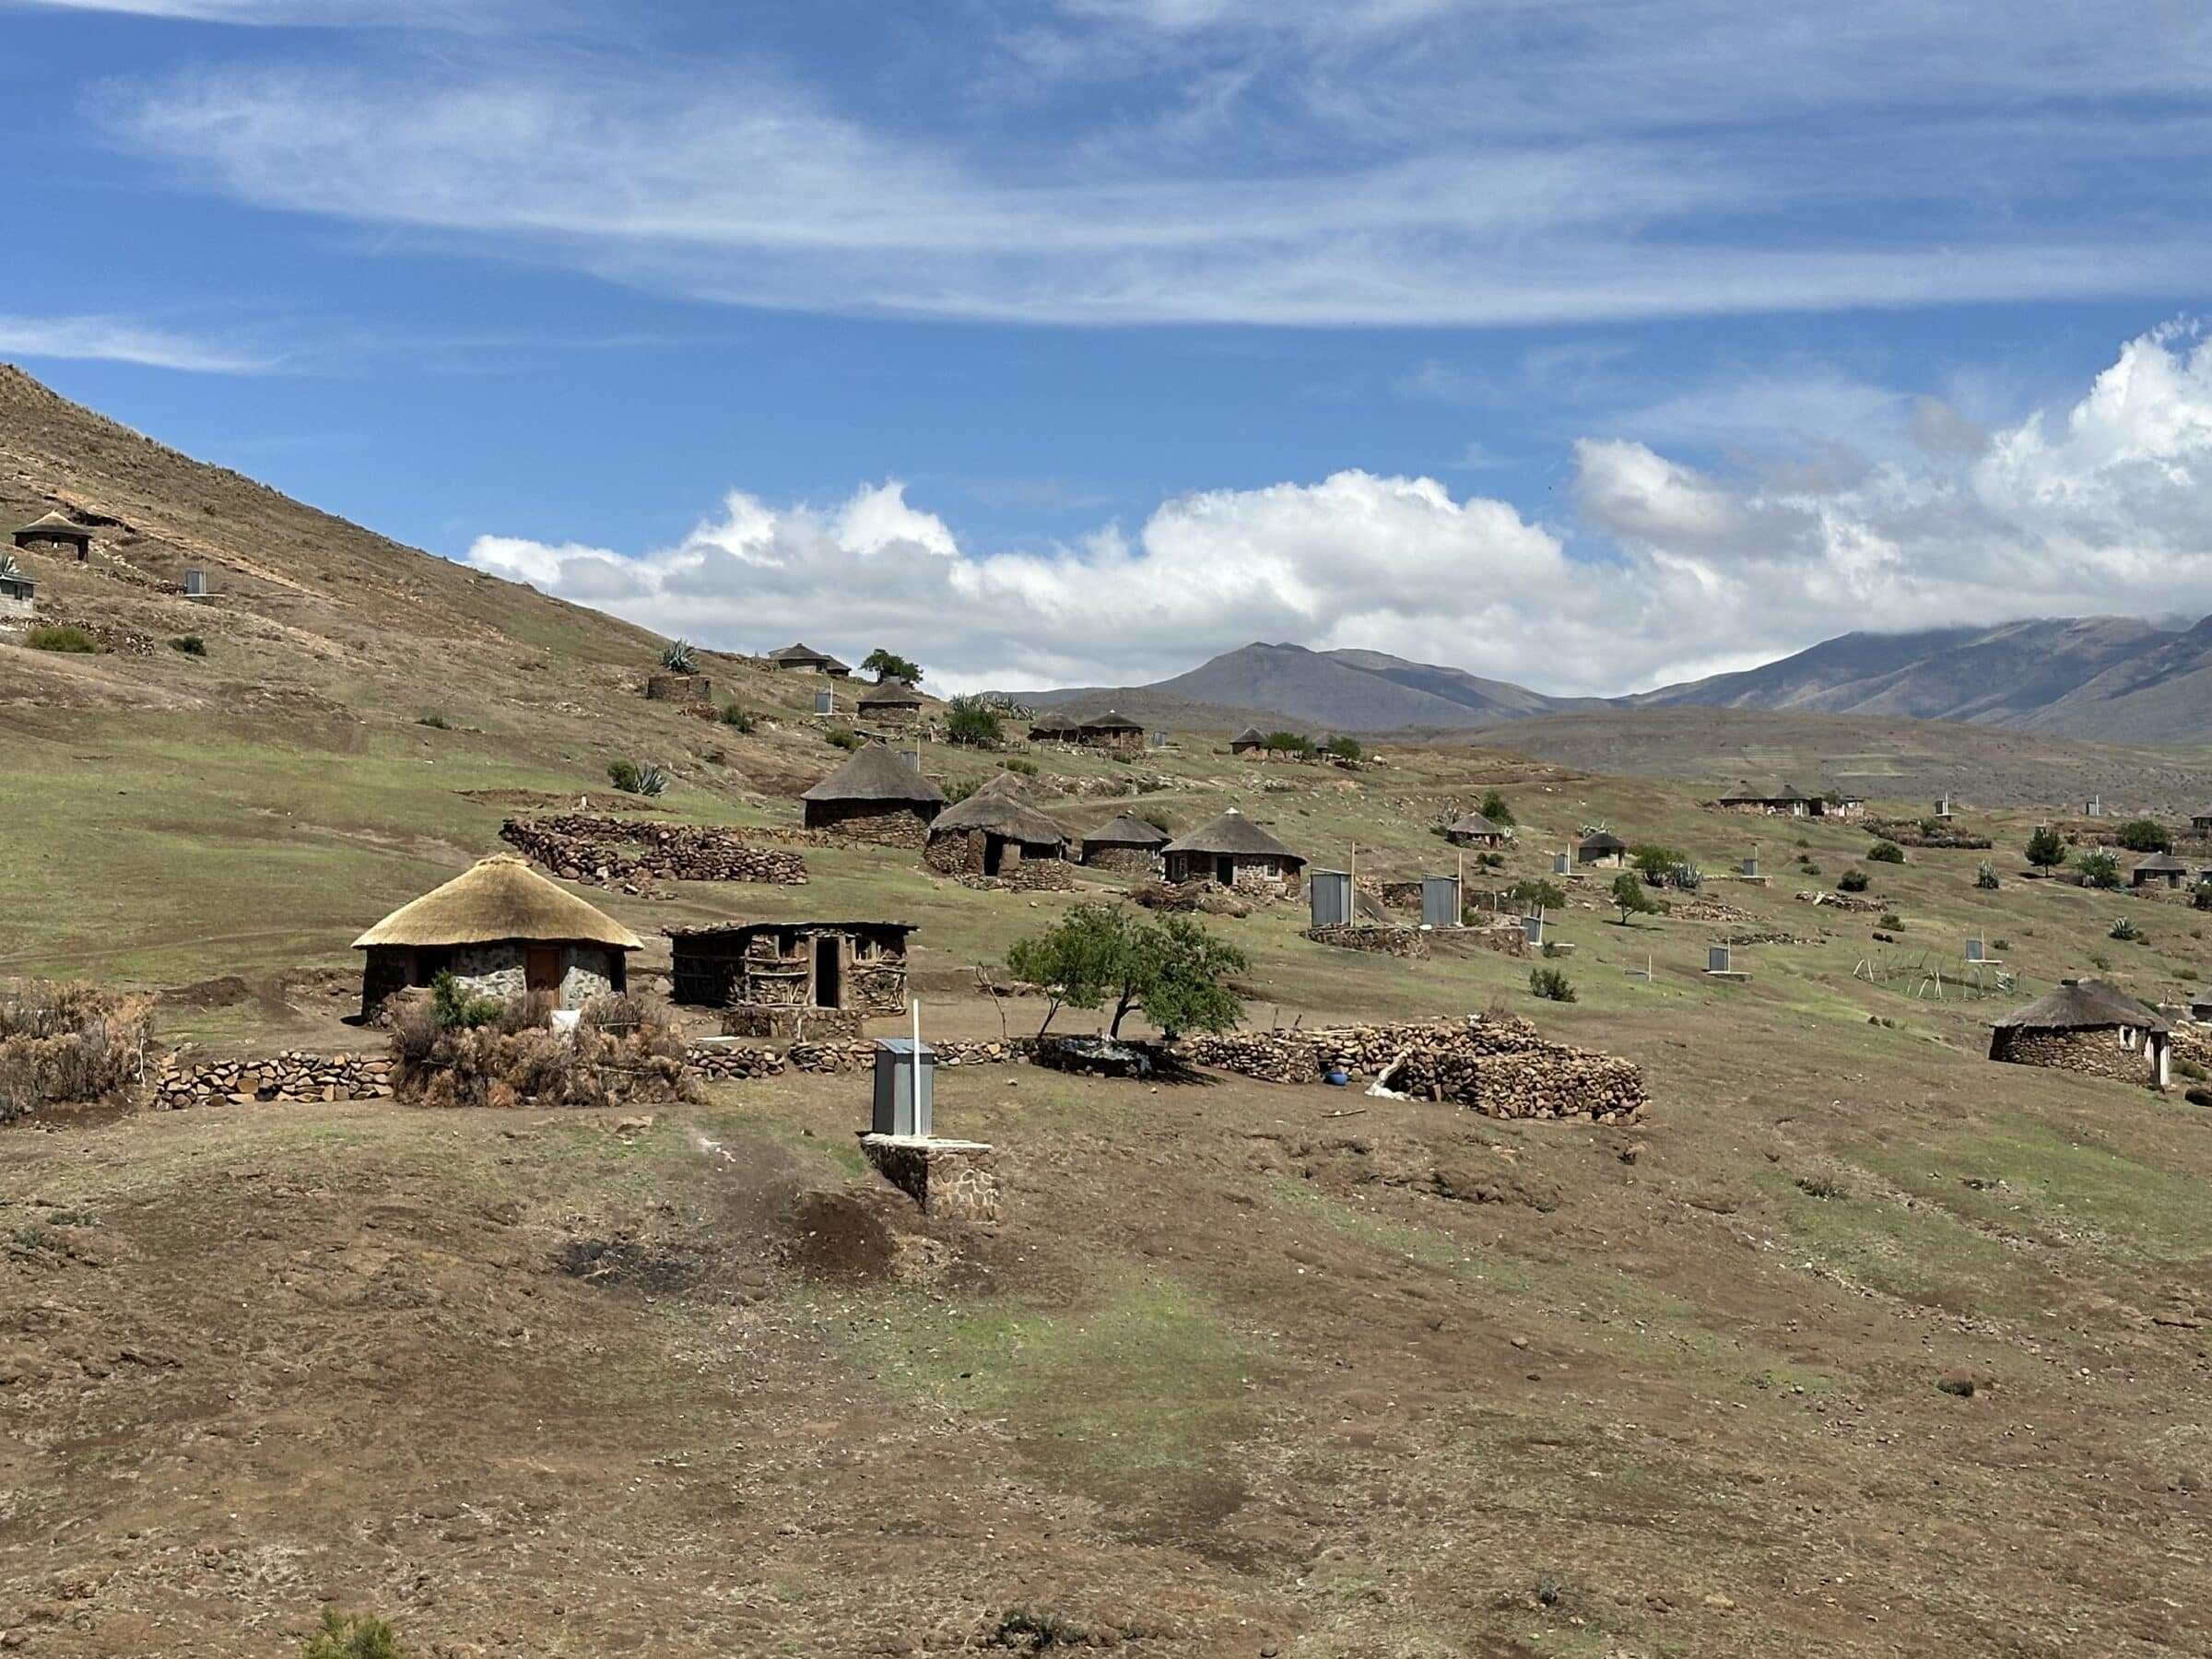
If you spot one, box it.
[686,1038,1030,1081]
[1302,924,1430,958]
[156,1051,392,1108]
[1796,889,1885,913]
[1180,1015,1647,1123]
[500,814,807,886]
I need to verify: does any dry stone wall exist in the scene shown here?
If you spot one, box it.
[686,1037,1031,1081]
[1302,924,1430,958]
[1180,1015,1647,1124]
[500,814,807,886]
[157,1051,393,1108]
[1990,1027,2162,1088]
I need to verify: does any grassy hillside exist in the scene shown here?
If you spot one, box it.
[9,369,2212,1654]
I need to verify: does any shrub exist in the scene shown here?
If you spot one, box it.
[1801,861,1821,876]
[2110,914,2143,942]
[1794,837,1809,848]
[658,639,698,674]
[1630,845,1685,887]
[171,633,206,656]
[25,622,100,653]
[1667,862,1702,891]
[392,989,694,1112]
[1476,851,1505,869]
[1975,861,2000,890]
[606,760,668,797]
[1138,806,1173,833]
[2117,817,2172,853]
[1794,1173,1847,1200]
[999,756,1039,776]
[1865,840,1905,865]
[2077,849,2122,889]
[717,704,757,732]
[1878,912,1904,931]
[2026,825,2067,871]
[429,971,504,1032]
[944,695,1003,747]
[1479,791,1516,827]
[825,727,864,751]
[1917,816,1942,837]
[2089,952,2112,971]
[1509,877,1568,912]
[1992,938,2010,952]
[302,1608,411,1659]
[1528,965,1576,1003]
[1837,868,1870,893]
[416,713,448,729]
[1263,730,1318,759]
[1324,735,1363,760]
[0,982,155,1124]
[2192,877,2212,912]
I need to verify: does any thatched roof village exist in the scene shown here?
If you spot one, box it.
[924,774,1070,881]
[352,854,641,1017]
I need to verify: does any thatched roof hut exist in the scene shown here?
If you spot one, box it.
[354,855,641,952]
[1445,810,1505,844]
[770,642,850,676]
[1576,831,1628,865]
[1162,807,1304,890]
[924,774,1068,879]
[801,743,947,841]
[1166,806,1301,863]
[2131,852,2191,888]
[12,511,90,558]
[1989,976,2172,1088]
[1229,726,1265,753]
[930,776,1068,850]
[1084,810,1170,851]
[858,677,924,711]
[351,854,640,1016]
[1991,978,2169,1034]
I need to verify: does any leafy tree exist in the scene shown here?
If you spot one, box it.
[1508,877,1567,912]
[1610,871,1660,925]
[1006,904,1248,1039]
[1324,735,1363,760]
[2117,817,2172,853]
[1630,844,1685,887]
[1837,867,1870,892]
[2025,825,2068,871]
[944,693,1004,747]
[2077,849,2122,889]
[1865,840,1906,865]
[1478,790,1516,827]
[861,647,924,684]
[1262,731,1317,759]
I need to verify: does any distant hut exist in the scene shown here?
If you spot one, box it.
[1229,726,1265,756]
[924,774,1070,881]
[800,743,946,844]
[2193,809,2212,834]
[857,677,924,726]
[669,920,913,1038]
[1445,810,1507,847]
[769,642,851,677]
[2131,852,2191,890]
[1163,807,1306,894]
[12,512,90,561]
[1989,978,2171,1089]
[1576,831,1629,867]
[351,854,640,1019]
[0,560,35,618]
[1081,809,1171,873]
[1029,710,1146,752]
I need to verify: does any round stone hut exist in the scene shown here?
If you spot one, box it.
[352,854,641,1018]
[1988,977,2171,1089]
[801,743,947,844]
[924,774,1070,883]
[858,677,924,726]
[1081,809,1171,872]
[1444,810,1506,847]
[1163,807,1306,894]
[12,511,91,561]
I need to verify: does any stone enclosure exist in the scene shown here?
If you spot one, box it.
[500,814,808,886]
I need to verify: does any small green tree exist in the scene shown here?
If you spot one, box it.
[2117,818,2172,853]
[944,694,1003,747]
[1262,731,1317,759]
[1610,871,1659,925]
[2025,825,2068,871]
[1630,845,1684,887]
[2077,849,2122,889]
[1006,904,1247,1039]
[1865,840,1905,865]
[1529,965,1576,1002]
[861,648,924,684]
[1837,867,1870,892]
[1478,790,1515,828]
[1324,735,1363,760]
[303,1608,410,1659]
[1509,877,1567,912]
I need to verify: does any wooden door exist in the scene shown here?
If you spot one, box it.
[524,945,563,1003]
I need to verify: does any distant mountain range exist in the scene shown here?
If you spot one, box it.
[1011,618,2212,743]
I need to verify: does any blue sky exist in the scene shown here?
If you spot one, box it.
[8,0,2212,693]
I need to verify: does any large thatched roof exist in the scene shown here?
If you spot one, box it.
[1084,710,1144,733]
[1992,978,2169,1033]
[1448,810,1504,837]
[858,677,923,708]
[353,855,641,951]
[1084,809,1171,848]
[1164,807,1302,864]
[802,744,947,806]
[770,641,847,669]
[930,775,1067,846]
[15,511,87,539]
[2134,852,2191,874]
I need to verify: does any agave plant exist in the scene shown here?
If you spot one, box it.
[0,554,19,580]
[659,639,698,674]
[633,763,669,798]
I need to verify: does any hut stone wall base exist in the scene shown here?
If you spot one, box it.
[1989,1027,2166,1088]
[804,802,935,847]
[1081,846,1162,875]
[722,1004,867,1041]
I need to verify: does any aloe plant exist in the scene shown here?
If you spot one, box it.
[0,554,19,581]
[633,763,669,797]
[659,640,698,674]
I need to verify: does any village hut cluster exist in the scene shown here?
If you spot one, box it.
[924,775,1073,885]
[801,744,947,844]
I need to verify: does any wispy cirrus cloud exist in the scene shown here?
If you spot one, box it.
[0,313,270,372]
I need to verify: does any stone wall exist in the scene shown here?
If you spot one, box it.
[500,814,808,886]
[1990,1026,2163,1088]
[644,673,712,704]
[861,1135,1002,1222]
[1180,1015,1648,1123]
[802,800,935,846]
[686,1037,1030,1081]
[1302,924,1430,958]
[1081,845,1161,875]
[721,1005,867,1041]
[156,1051,393,1108]
[1163,852,1300,895]
[1865,816,1994,851]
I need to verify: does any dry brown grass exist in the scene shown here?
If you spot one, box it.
[389,989,695,1111]
[0,979,154,1121]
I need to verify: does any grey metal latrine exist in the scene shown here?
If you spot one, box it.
[872,1039,935,1136]
[1420,875,1461,928]
[1310,869,1352,929]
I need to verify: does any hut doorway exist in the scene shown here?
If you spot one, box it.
[984,838,1009,877]
[525,946,563,999]
[813,937,841,1008]
[1216,854,1235,885]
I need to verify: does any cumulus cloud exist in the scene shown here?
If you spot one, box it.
[466,327,2212,700]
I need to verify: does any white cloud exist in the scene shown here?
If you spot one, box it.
[0,313,267,372]
[469,327,2212,700]
[10,0,510,22]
